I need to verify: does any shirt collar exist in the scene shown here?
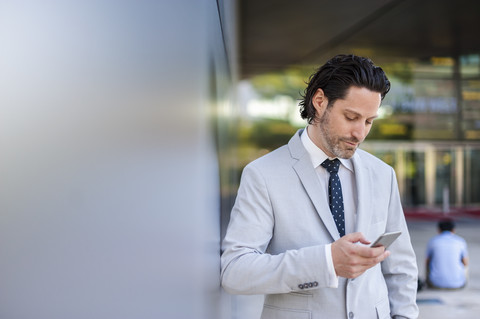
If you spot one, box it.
[301,126,354,173]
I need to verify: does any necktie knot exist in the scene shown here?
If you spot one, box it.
[321,158,341,174]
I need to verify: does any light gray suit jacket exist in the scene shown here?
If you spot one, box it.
[221,129,418,319]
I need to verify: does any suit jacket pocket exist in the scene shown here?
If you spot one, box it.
[261,305,311,319]
[375,297,391,319]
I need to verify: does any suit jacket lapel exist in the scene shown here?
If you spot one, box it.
[352,152,374,235]
[289,130,340,241]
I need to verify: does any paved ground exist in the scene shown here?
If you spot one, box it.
[408,216,480,319]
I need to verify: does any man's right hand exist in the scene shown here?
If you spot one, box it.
[331,232,390,278]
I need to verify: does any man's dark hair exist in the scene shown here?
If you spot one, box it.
[299,54,391,124]
[438,219,455,232]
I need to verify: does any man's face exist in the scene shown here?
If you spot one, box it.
[310,86,381,159]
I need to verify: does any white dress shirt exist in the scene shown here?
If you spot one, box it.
[301,127,358,287]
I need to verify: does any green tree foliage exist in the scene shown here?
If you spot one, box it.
[249,66,314,100]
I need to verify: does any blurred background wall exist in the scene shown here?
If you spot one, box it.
[0,1,236,318]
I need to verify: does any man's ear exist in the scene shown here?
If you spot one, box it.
[312,88,328,117]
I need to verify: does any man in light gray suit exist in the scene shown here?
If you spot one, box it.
[221,54,419,319]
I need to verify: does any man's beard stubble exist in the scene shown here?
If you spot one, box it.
[318,109,360,159]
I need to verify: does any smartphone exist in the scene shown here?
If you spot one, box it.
[370,231,402,249]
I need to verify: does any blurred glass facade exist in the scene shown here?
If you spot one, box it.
[235,54,480,212]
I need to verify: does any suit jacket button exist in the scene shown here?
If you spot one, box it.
[308,282,313,287]
[298,284,304,289]
[313,281,318,287]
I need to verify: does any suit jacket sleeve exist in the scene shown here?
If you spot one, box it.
[381,169,419,318]
[221,163,331,295]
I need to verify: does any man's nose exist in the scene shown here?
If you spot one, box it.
[351,122,368,141]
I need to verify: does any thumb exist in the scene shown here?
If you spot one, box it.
[343,232,370,245]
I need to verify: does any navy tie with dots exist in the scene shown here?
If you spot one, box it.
[321,158,345,237]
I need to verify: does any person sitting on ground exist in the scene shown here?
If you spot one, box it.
[426,219,469,289]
